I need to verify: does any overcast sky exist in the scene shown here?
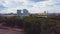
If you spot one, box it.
[0,0,60,13]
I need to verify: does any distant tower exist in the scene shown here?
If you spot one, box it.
[17,10,22,16]
[44,11,46,14]
[44,11,47,16]
[23,9,29,16]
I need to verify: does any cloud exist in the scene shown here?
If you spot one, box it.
[0,0,60,13]
[29,0,47,2]
[54,2,60,6]
[0,5,7,11]
[0,8,16,13]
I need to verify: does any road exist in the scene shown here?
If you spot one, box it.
[0,23,25,34]
[0,28,25,34]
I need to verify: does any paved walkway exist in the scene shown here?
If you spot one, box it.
[0,29,25,34]
[0,26,25,34]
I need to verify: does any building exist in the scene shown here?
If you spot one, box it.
[44,11,47,15]
[40,11,47,16]
[23,9,29,16]
[17,10,22,16]
[17,9,29,17]
[0,13,17,17]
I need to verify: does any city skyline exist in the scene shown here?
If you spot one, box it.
[0,0,60,13]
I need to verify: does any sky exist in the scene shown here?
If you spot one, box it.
[0,0,60,13]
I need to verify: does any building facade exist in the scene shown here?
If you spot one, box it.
[17,10,22,16]
[23,9,29,16]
